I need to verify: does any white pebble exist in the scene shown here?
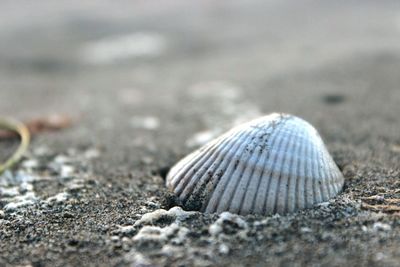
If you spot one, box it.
[218,244,230,255]
[45,192,69,204]
[373,222,391,232]
[134,207,195,226]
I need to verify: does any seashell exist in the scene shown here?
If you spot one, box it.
[166,113,344,215]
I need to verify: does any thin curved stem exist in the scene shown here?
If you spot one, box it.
[0,118,30,175]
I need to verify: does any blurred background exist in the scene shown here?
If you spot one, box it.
[1,0,400,168]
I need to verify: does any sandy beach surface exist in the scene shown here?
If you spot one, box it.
[1,1,400,266]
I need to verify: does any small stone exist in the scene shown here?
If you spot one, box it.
[218,244,230,255]
[372,222,391,232]
[209,224,223,236]
[300,227,313,233]
[0,210,4,218]
[60,165,75,177]
[110,236,120,242]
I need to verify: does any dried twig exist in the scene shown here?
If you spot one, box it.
[0,114,72,139]
[0,118,30,175]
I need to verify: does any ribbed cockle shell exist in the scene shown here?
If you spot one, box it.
[166,113,344,215]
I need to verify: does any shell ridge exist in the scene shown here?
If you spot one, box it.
[238,145,269,214]
[304,130,314,208]
[327,147,344,196]
[200,131,253,213]
[279,124,302,214]
[205,127,263,213]
[331,168,341,196]
[316,150,328,201]
[172,128,247,187]
[233,125,276,214]
[238,125,278,214]
[318,146,331,201]
[296,127,309,210]
[319,148,332,198]
[203,131,257,213]
[273,121,299,214]
[178,129,248,200]
[287,127,306,213]
[229,140,265,213]
[319,148,331,201]
[173,132,233,191]
[168,149,201,187]
[310,138,322,205]
[215,129,265,213]
[169,135,224,188]
[179,135,238,201]
[308,137,317,205]
[325,153,337,197]
[212,116,288,213]
[263,122,290,214]
[332,159,344,194]
[184,130,250,209]
[250,121,286,214]
[174,128,246,196]
[169,132,233,186]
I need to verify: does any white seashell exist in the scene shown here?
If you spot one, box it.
[166,113,344,215]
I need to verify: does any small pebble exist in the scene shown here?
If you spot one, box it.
[218,244,230,255]
[373,222,391,232]
[300,227,313,233]
[110,236,120,242]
